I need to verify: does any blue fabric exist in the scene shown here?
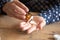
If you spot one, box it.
[20,0,60,24]
[38,5,60,24]
[1,0,60,24]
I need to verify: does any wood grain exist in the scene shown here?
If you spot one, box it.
[0,12,60,40]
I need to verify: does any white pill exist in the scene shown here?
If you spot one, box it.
[27,16,33,22]
[54,34,60,40]
[30,20,37,25]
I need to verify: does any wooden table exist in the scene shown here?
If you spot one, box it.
[0,12,60,40]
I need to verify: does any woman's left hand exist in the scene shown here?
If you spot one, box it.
[19,16,46,34]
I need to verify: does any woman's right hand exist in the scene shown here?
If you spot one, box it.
[3,0,29,20]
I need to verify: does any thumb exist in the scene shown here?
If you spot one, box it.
[37,19,46,30]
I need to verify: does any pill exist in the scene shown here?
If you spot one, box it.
[30,20,37,25]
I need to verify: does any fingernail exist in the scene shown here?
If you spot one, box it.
[23,13,26,15]
[26,8,29,12]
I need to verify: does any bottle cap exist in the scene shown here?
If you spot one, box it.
[25,12,32,22]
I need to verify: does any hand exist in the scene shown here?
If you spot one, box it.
[3,1,29,20]
[19,16,46,34]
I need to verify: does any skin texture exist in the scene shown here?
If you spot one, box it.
[3,0,46,34]
[3,0,29,20]
[19,16,46,34]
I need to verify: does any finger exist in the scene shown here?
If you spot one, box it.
[22,23,31,31]
[37,21,42,30]
[19,22,26,28]
[29,20,37,25]
[33,16,46,30]
[10,9,26,20]
[27,25,36,34]
[5,5,26,20]
[37,19,46,30]
[33,16,44,24]
[13,13,26,20]
[14,1,29,12]
[7,3,26,20]
[20,22,31,31]
[10,3,26,15]
[3,2,26,20]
